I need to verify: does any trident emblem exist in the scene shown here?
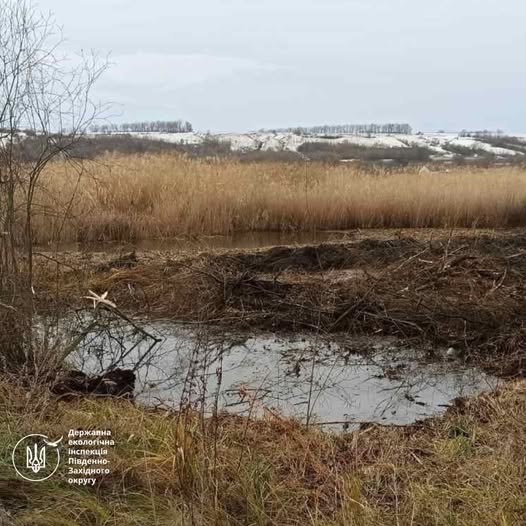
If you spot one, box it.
[26,442,46,473]
[12,434,62,482]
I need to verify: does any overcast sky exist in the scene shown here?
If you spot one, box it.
[41,0,526,132]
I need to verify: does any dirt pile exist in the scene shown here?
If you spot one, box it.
[218,238,425,272]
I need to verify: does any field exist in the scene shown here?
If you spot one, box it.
[30,154,526,244]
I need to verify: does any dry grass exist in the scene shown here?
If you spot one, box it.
[28,153,526,244]
[0,379,525,525]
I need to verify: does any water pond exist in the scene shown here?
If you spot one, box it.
[72,321,499,431]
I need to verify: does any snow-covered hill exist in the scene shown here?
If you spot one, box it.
[96,131,526,160]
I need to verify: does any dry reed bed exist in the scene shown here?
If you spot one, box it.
[29,153,526,243]
[1,377,525,525]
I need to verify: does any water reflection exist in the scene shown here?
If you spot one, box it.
[73,321,499,430]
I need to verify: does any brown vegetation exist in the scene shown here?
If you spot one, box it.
[1,377,525,525]
[26,154,526,244]
[297,141,433,161]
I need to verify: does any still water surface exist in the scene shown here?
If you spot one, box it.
[73,321,498,431]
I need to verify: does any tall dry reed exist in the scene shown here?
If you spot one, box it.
[29,153,526,243]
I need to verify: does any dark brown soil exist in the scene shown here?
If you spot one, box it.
[217,239,424,272]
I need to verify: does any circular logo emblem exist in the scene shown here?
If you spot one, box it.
[12,434,62,482]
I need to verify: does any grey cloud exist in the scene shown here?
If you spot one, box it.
[40,0,526,131]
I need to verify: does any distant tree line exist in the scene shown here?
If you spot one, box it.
[459,129,504,138]
[90,120,193,134]
[260,123,413,135]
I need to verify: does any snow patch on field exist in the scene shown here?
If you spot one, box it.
[303,135,408,149]
[444,137,521,156]
[132,132,202,145]
[97,131,526,158]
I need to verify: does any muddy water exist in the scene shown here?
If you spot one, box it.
[74,322,499,431]
[39,231,353,253]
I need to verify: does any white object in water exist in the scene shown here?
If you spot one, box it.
[446,347,457,358]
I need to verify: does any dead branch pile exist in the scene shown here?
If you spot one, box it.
[34,233,526,375]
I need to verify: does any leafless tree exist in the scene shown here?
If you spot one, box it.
[0,0,108,369]
[262,123,412,136]
[0,0,108,298]
[92,120,193,134]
